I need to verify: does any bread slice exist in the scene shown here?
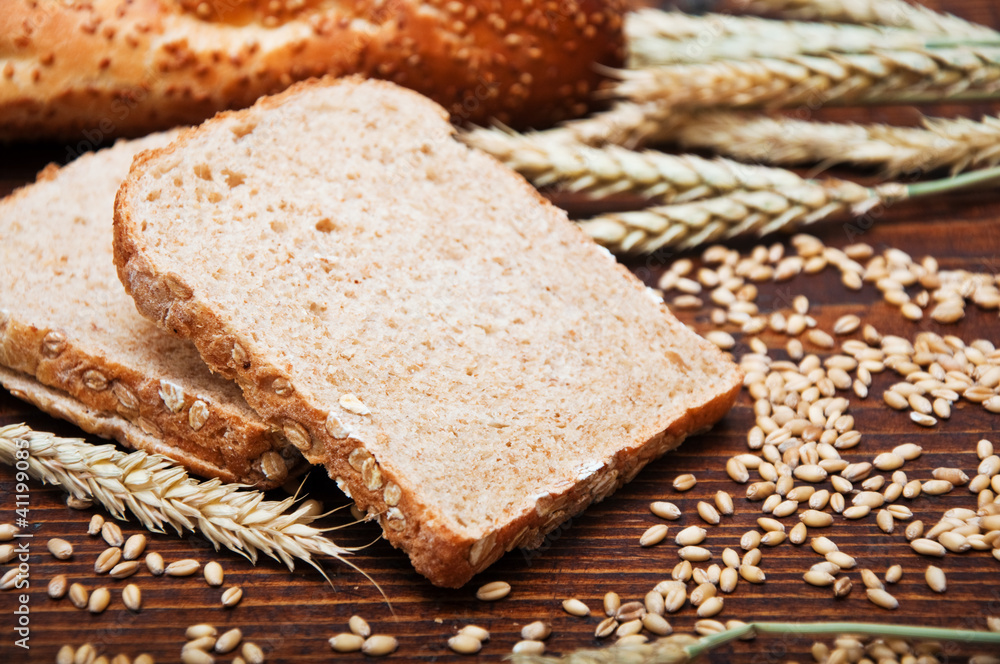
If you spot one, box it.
[113,77,742,587]
[0,134,301,488]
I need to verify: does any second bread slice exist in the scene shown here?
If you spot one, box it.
[0,133,300,487]
[114,77,742,587]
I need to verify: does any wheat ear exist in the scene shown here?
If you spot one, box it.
[731,0,999,40]
[0,423,351,573]
[615,47,1000,110]
[626,9,959,66]
[461,125,806,202]
[665,111,1000,176]
[576,165,1000,254]
[577,180,878,254]
[524,101,677,149]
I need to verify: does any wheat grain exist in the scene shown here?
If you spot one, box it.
[736,0,999,40]
[215,628,243,654]
[329,634,364,653]
[626,9,948,67]
[673,474,698,491]
[122,583,141,612]
[640,524,670,547]
[242,643,265,664]
[866,588,899,610]
[562,598,590,617]
[650,501,682,520]
[461,126,806,203]
[0,424,350,576]
[47,538,73,560]
[87,587,111,614]
[476,581,511,601]
[615,48,1000,110]
[362,635,398,657]
[459,625,491,642]
[449,634,482,655]
[665,111,1000,177]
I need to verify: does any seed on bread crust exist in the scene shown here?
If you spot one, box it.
[188,400,210,430]
[282,421,312,451]
[339,393,370,415]
[159,380,186,412]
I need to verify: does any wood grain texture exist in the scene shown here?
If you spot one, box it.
[2,2,1000,662]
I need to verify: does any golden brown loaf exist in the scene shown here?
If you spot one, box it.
[0,0,625,141]
[114,77,742,586]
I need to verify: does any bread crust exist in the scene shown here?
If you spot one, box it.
[113,78,742,586]
[0,0,624,141]
[0,312,300,487]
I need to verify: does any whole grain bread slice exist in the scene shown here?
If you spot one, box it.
[0,134,301,488]
[113,77,742,587]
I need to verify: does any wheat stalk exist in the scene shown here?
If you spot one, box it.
[575,165,1000,254]
[0,423,352,574]
[462,125,807,202]
[626,9,959,66]
[665,111,1000,176]
[732,0,999,40]
[616,47,1000,110]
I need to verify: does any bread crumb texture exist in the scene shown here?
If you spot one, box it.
[114,78,741,586]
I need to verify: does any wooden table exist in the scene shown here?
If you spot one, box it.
[3,2,1000,662]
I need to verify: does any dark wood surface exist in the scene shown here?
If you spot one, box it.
[3,2,1000,662]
